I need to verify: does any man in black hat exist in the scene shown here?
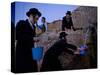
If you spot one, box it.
[40,32,77,71]
[62,11,76,31]
[41,17,47,32]
[16,8,41,73]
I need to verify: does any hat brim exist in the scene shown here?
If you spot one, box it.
[26,8,41,17]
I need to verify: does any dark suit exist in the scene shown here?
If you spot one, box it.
[42,24,46,32]
[16,19,37,73]
[40,39,77,71]
[62,16,74,31]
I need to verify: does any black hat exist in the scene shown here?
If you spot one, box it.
[59,32,68,39]
[66,11,71,15]
[42,17,46,20]
[26,8,41,17]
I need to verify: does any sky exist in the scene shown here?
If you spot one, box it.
[11,2,79,26]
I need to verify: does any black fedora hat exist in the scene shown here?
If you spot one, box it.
[66,11,71,15]
[59,31,68,39]
[26,8,41,17]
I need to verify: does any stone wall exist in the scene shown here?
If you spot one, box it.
[46,6,97,47]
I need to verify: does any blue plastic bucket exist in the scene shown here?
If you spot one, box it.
[79,45,88,56]
[32,47,43,61]
[80,50,86,56]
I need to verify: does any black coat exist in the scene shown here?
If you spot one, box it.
[40,39,77,71]
[62,16,73,30]
[16,20,37,73]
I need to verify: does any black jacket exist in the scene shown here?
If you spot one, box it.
[62,16,73,30]
[15,19,37,73]
[40,39,77,71]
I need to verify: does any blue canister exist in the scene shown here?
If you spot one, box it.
[32,47,43,61]
[79,44,88,56]
[80,50,86,56]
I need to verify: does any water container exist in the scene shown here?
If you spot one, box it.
[32,47,43,61]
[79,44,88,56]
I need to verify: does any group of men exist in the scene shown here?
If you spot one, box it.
[13,8,78,73]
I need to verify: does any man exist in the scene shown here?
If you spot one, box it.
[16,8,41,73]
[40,32,77,71]
[62,11,76,31]
[41,17,47,32]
